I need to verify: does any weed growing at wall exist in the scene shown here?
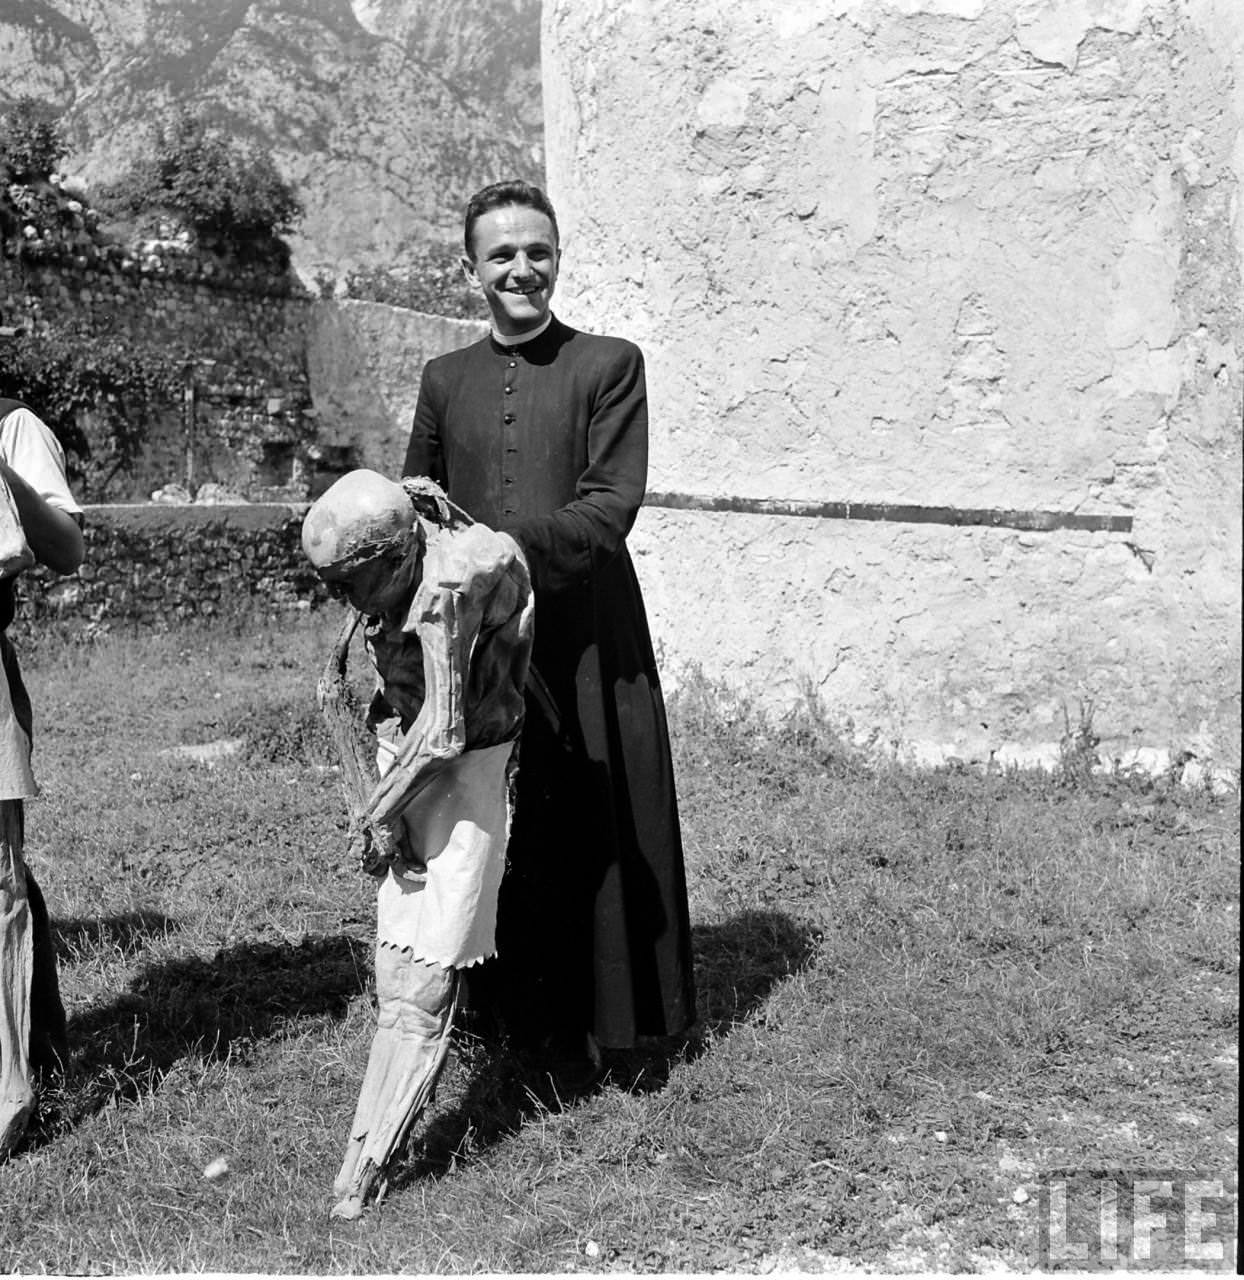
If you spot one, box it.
[100,112,302,264]
[0,99,102,256]
[0,97,65,184]
[0,325,181,498]
[2,179,103,260]
[339,250,481,320]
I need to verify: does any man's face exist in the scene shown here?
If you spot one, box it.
[463,204,560,336]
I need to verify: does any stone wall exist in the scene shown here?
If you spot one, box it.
[305,300,487,477]
[1,241,314,501]
[2,249,490,499]
[543,0,1243,772]
[12,503,321,633]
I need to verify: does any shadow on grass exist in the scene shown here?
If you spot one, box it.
[692,908,823,1033]
[52,909,181,963]
[46,932,369,1134]
[38,908,818,1174]
[401,907,821,1183]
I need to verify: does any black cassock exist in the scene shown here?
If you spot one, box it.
[403,316,695,1049]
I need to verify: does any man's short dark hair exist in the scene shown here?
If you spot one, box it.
[463,180,560,258]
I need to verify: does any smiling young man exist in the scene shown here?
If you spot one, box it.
[403,180,696,1080]
[462,200,560,338]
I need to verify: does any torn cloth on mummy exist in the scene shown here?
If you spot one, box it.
[375,740,514,968]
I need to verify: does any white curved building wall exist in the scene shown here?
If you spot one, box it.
[542,0,1242,771]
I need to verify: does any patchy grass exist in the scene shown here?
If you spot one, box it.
[0,613,1236,1273]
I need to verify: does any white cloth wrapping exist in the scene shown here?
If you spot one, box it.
[374,740,514,969]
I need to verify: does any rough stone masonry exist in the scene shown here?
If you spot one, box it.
[542,0,1242,775]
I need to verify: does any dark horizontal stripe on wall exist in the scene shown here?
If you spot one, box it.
[642,492,1133,533]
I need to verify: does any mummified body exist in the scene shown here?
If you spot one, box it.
[302,470,532,1219]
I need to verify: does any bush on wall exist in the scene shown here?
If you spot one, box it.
[100,111,302,263]
[338,245,482,320]
[0,96,67,183]
[0,325,182,500]
[0,98,99,253]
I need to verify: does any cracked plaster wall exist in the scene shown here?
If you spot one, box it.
[543,0,1243,769]
[305,300,487,476]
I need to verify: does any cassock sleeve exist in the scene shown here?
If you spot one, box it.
[506,341,648,596]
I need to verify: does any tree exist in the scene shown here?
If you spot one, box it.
[0,97,66,184]
[102,112,302,261]
[0,326,181,500]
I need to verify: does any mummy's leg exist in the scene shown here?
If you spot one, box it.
[331,947,457,1218]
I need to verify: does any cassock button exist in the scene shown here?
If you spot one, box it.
[504,386,514,394]
[503,412,515,424]
[508,360,517,369]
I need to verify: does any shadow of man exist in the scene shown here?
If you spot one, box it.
[395,907,822,1184]
[33,906,820,1179]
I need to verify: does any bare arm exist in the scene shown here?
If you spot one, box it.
[1,460,84,575]
[363,526,517,829]
[363,584,472,829]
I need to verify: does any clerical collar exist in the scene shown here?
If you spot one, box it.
[491,315,552,347]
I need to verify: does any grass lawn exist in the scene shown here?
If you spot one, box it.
[0,611,1237,1273]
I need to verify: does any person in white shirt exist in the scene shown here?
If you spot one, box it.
[0,397,85,1158]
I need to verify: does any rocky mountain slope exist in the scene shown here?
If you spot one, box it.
[0,0,543,285]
